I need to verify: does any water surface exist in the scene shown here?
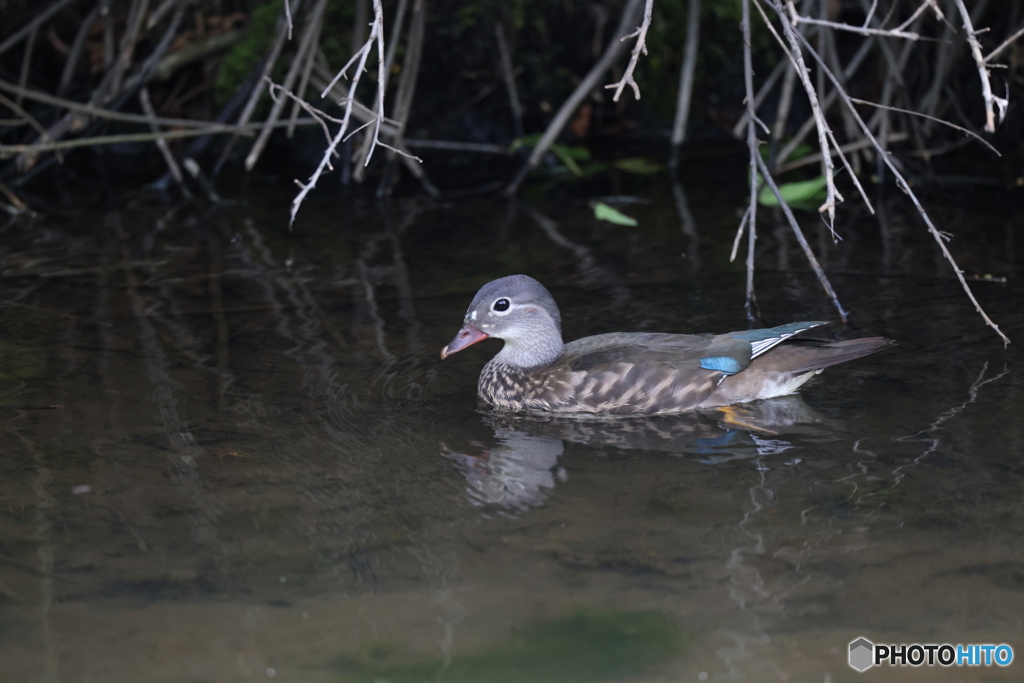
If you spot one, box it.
[1,173,1022,682]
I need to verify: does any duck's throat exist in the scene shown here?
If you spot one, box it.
[492,335,564,369]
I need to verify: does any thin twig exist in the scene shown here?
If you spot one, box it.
[58,2,101,96]
[495,22,525,139]
[670,0,701,168]
[291,0,400,222]
[1,129,248,156]
[759,0,842,232]
[851,97,1000,155]
[757,154,848,321]
[606,0,654,101]
[741,0,760,320]
[285,15,324,138]
[139,86,184,187]
[774,132,908,172]
[985,23,1024,63]
[0,78,247,130]
[0,0,77,58]
[0,120,319,157]
[383,0,410,75]
[217,0,303,171]
[505,0,644,194]
[16,27,38,107]
[403,139,510,154]
[731,58,788,139]
[788,2,921,40]
[368,0,389,166]
[0,93,60,162]
[861,0,879,28]
[245,0,329,170]
[793,28,1009,344]
[953,0,1007,132]
[376,0,425,194]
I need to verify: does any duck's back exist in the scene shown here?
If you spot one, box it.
[480,331,739,415]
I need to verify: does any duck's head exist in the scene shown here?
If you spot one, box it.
[440,274,564,368]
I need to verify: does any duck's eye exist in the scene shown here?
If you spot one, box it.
[492,298,511,312]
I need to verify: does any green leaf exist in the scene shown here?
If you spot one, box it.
[592,202,638,226]
[614,157,663,175]
[551,144,584,176]
[757,174,827,208]
[508,133,544,152]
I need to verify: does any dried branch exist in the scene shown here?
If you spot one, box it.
[791,28,1009,344]
[741,0,762,320]
[774,131,907,173]
[290,0,422,222]
[952,0,1007,132]
[985,23,1024,63]
[850,97,999,155]
[505,0,644,194]
[0,0,77,58]
[495,22,525,139]
[0,126,269,157]
[0,78,242,129]
[757,153,848,321]
[216,0,303,172]
[58,2,102,96]
[0,92,60,162]
[605,0,654,102]
[670,0,701,168]
[245,0,329,170]
[786,0,921,40]
[731,58,788,139]
[758,0,843,232]
[139,86,184,187]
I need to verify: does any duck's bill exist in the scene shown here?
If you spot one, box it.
[440,323,489,359]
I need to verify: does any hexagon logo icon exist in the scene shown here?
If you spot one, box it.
[849,637,874,672]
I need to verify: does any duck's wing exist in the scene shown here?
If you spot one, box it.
[536,323,828,415]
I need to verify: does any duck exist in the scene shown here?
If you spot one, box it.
[440,274,892,416]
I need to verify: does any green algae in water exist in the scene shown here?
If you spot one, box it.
[0,340,46,382]
[336,608,685,683]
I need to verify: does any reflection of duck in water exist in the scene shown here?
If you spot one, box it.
[441,275,892,416]
[441,430,566,510]
[442,395,843,509]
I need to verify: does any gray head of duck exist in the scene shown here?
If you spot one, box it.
[440,274,565,368]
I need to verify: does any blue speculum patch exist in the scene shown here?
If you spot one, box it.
[699,356,743,374]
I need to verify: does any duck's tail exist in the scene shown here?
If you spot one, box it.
[700,337,894,407]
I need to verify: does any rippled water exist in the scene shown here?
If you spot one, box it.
[1,171,1021,682]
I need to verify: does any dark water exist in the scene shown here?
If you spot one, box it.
[1,172,1022,683]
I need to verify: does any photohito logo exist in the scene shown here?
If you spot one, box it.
[848,637,1014,671]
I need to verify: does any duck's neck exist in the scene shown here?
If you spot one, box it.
[492,331,564,369]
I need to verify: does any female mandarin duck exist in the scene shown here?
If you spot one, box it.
[441,275,892,416]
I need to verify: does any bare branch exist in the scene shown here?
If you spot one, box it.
[953,0,1007,132]
[0,0,77,58]
[139,86,184,187]
[758,0,843,233]
[505,0,644,195]
[757,154,848,321]
[850,97,1000,155]
[792,28,1009,345]
[985,23,1024,63]
[605,0,654,102]
[775,132,908,172]
[741,0,759,320]
[670,0,701,168]
[787,0,921,40]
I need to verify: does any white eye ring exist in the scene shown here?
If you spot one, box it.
[491,297,512,314]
